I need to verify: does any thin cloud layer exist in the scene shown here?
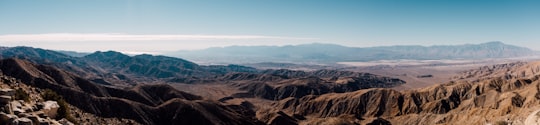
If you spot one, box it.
[0,33,316,42]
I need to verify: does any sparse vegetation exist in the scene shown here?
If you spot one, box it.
[14,88,30,102]
[41,89,77,123]
[494,120,508,125]
[307,117,356,125]
[417,74,433,78]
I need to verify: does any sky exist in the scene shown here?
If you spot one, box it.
[1,0,539,53]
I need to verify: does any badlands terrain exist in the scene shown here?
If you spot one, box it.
[1,42,540,125]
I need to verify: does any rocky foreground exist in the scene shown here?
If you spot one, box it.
[0,74,138,125]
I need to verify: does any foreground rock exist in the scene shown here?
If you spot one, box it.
[525,110,540,125]
[0,73,138,125]
[41,101,59,119]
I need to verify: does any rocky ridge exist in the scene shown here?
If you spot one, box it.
[268,61,540,124]
[0,58,263,125]
[0,47,258,86]
[221,70,405,100]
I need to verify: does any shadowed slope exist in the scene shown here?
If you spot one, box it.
[0,58,263,125]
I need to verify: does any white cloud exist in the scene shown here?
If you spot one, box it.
[0,33,316,42]
[0,33,319,52]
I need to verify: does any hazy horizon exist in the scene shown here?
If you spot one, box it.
[1,0,539,53]
[0,41,532,55]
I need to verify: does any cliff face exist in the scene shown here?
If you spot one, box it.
[273,61,540,124]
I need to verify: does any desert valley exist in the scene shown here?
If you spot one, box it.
[1,42,540,125]
[2,0,540,125]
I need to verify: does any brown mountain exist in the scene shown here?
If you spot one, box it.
[272,61,540,124]
[219,69,405,100]
[0,58,263,125]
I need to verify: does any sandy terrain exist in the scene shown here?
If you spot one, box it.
[339,57,540,90]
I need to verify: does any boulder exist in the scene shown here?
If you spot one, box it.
[525,110,540,125]
[42,101,59,119]
[33,111,47,118]
[17,113,31,118]
[35,102,44,110]
[38,118,51,125]
[24,106,34,113]
[49,120,61,125]
[2,104,12,114]
[0,88,15,96]
[0,112,18,123]
[0,95,11,105]
[13,117,33,125]
[28,115,51,125]
[11,100,23,108]
[13,107,26,115]
[27,115,39,125]
[58,118,74,125]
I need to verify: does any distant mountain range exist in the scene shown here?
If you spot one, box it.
[0,46,258,85]
[166,41,537,64]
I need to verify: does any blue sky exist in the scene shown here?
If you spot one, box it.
[1,0,539,53]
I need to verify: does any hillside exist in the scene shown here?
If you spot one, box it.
[0,46,411,125]
[0,58,263,125]
[270,61,540,124]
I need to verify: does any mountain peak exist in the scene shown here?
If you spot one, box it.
[295,43,346,48]
[96,50,125,56]
[482,41,504,45]
[85,50,129,58]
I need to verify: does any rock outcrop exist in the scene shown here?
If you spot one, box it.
[0,82,69,125]
[1,73,144,125]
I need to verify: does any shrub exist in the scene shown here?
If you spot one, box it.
[494,121,508,125]
[41,89,77,123]
[41,89,62,101]
[14,88,30,102]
